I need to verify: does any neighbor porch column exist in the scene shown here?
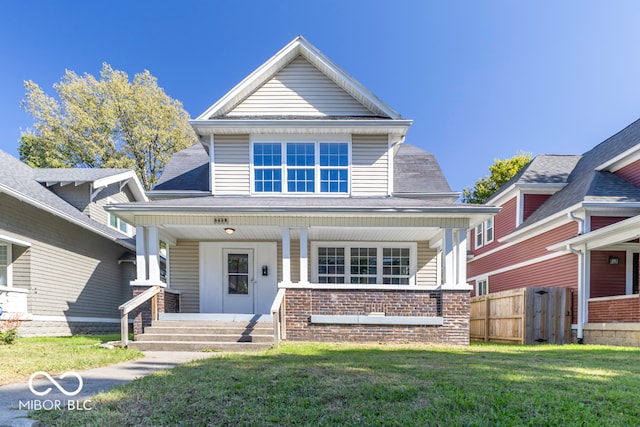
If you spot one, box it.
[299,228,308,284]
[282,227,291,284]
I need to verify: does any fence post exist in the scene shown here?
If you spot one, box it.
[484,295,490,341]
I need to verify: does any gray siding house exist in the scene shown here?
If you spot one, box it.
[108,36,498,348]
[0,150,146,336]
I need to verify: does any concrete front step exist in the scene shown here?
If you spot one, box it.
[146,326,273,335]
[136,333,275,343]
[151,320,272,328]
[128,341,273,352]
[132,319,276,351]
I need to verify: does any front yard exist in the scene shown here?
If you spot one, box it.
[34,342,640,426]
[0,334,142,385]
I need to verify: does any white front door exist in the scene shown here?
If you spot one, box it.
[200,242,277,314]
[222,249,254,313]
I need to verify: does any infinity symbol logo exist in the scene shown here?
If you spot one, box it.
[28,371,83,397]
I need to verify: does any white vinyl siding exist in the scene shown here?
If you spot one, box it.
[228,57,375,117]
[214,135,251,195]
[351,135,389,196]
[169,240,200,313]
[416,242,437,286]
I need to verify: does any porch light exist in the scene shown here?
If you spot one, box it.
[609,256,619,265]
[224,227,235,235]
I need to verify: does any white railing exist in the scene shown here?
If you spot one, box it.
[118,286,162,347]
[270,288,287,348]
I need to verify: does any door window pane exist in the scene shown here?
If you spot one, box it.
[228,254,249,294]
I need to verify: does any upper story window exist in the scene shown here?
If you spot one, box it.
[474,217,494,249]
[475,224,484,248]
[109,211,133,236]
[485,218,494,244]
[252,140,349,194]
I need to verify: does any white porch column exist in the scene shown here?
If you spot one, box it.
[148,226,161,283]
[299,228,308,284]
[443,228,455,286]
[282,228,291,284]
[455,229,467,285]
[135,226,147,281]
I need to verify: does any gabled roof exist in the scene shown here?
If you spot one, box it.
[33,168,147,202]
[497,118,640,230]
[487,155,581,205]
[0,150,135,249]
[195,36,403,121]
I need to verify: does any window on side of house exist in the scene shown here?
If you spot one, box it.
[0,243,10,287]
[476,278,488,296]
[316,244,414,285]
[319,142,348,193]
[485,218,494,244]
[109,212,131,235]
[475,224,484,248]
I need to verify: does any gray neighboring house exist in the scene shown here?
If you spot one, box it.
[0,149,147,336]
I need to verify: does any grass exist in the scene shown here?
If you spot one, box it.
[0,334,143,385]
[33,341,640,426]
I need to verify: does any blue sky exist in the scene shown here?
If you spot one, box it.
[2,1,640,193]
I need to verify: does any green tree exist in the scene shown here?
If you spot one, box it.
[462,151,533,204]
[19,63,198,190]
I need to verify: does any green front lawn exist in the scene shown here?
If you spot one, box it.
[35,342,640,426]
[0,334,142,385]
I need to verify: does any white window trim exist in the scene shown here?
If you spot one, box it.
[107,198,134,237]
[311,241,417,285]
[475,224,484,249]
[485,218,494,245]
[250,135,352,196]
[0,242,12,289]
[476,277,488,296]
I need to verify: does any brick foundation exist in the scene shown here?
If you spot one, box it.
[284,288,470,345]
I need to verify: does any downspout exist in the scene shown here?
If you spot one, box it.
[567,212,586,343]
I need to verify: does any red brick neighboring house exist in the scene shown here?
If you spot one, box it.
[468,119,640,346]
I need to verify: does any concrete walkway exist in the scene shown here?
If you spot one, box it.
[0,351,217,427]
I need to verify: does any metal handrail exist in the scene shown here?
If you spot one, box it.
[270,288,286,348]
[119,285,162,347]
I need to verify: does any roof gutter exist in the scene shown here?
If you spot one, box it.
[0,184,134,251]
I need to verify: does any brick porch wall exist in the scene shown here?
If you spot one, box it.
[588,295,640,323]
[284,288,470,345]
[131,286,180,337]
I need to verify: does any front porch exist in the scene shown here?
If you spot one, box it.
[112,203,492,347]
[549,216,640,346]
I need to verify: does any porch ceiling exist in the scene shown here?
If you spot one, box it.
[162,225,441,242]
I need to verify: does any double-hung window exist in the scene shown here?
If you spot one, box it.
[315,243,415,285]
[254,143,282,192]
[252,140,349,194]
